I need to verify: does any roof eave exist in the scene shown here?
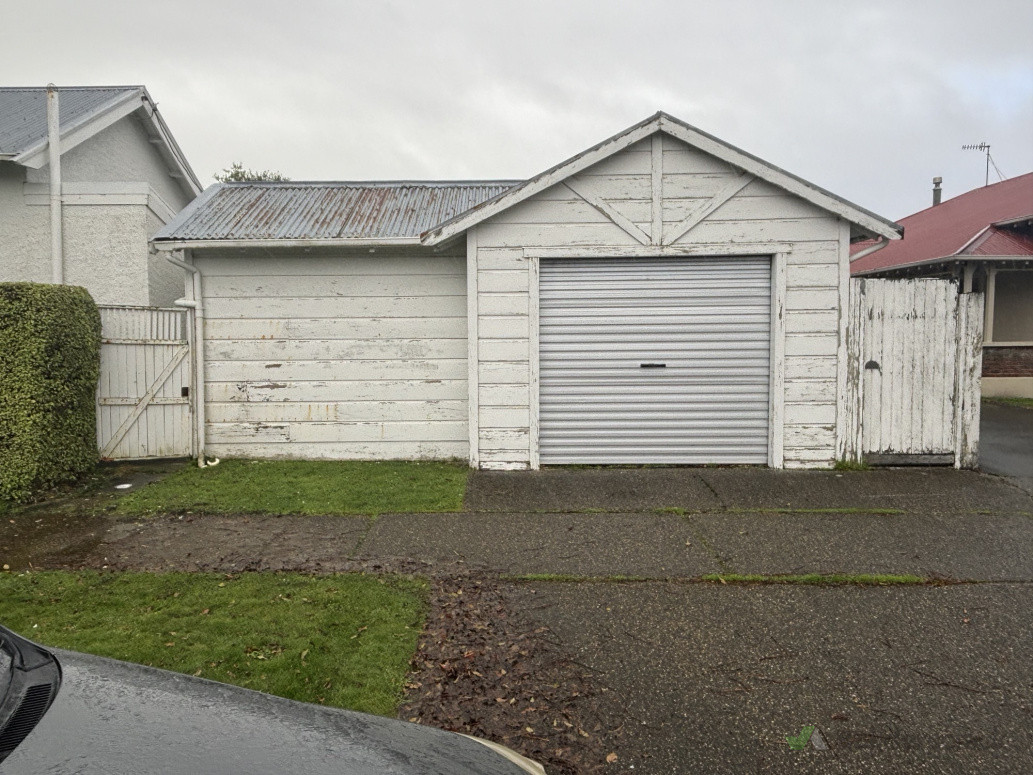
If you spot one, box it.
[137,88,203,196]
[992,214,1033,228]
[8,87,201,198]
[12,88,144,168]
[855,254,1033,277]
[151,237,424,252]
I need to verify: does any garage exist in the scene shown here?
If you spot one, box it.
[154,112,905,469]
[538,256,772,464]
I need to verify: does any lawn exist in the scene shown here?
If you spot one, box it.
[0,571,426,715]
[984,396,1033,410]
[115,459,468,516]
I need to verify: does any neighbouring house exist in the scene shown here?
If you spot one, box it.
[152,111,903,469]
[0,85,201,306]
[852,173,1033,398]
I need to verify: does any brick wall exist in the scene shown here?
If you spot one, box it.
[983,346,1033,377]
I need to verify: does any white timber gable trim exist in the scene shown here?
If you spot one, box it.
[13,88,201,197]
[14,90,142,168]
[423,112,901,246]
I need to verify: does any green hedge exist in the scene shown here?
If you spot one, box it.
[0,283,101,502]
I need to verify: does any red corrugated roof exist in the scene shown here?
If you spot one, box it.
[851,172,1033,274]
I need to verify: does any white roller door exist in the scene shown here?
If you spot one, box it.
[538,256,771,464]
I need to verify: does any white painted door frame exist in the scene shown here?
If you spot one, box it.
[524,245,789,469]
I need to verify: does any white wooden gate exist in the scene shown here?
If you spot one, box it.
[844,279,983,468]
[96,306,193,459]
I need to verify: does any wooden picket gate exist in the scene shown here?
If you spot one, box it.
[96,306,193,459]
[843,278,983,468]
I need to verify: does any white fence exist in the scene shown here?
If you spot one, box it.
[843,278,983,468]
[96,306,193,460]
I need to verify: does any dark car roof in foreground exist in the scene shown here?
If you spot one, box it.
[2,648,531,775]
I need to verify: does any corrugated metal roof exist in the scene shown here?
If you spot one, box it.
[0,86,141,156]
[852,172,1033,274]
[154,181,521,242]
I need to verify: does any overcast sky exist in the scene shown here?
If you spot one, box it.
[4,0,1031,219]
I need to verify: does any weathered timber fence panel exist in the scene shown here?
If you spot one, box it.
[96,306,193,459]
[844,279,983,468]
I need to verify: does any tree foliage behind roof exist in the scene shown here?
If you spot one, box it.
[214,162,290,182]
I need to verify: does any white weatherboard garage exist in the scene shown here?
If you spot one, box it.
[153,112,904,469]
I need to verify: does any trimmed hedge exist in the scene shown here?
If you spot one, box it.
[0,283,101,502]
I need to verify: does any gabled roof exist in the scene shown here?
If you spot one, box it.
[852,172,1033,275]
[422,111,902,245]
[0,85,201,195]
[153,181,519,247]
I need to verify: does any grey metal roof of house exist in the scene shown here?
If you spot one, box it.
[153,181,521,243]
[0,86,141,156]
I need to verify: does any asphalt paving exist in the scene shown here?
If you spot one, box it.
[517,581,1033,774]
[980,402,1033,495]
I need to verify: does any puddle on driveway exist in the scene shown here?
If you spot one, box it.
[0,460,187,571]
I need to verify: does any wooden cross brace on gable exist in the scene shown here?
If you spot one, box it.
[562,134,755,248]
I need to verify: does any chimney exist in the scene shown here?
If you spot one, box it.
[932,176,943,206]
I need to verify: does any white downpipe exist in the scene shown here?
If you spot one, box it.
[46,84,63,284]
[165,251,212,467]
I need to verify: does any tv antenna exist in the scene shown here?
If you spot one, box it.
[962,142,1005,186]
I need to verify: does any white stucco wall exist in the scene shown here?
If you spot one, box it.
[0,162,50,283]
[470,132,849,470]
[0,112,195,306]
[61,114,190,211]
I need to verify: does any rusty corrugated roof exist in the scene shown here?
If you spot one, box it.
[154,181,521,242]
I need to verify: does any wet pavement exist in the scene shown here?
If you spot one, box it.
[3,462,1033,773]
[980,402,1033,495]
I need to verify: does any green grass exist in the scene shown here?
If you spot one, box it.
[0,571,426,715]
[833,459,871,471]
[984,396,1033,410]
[701,573,930,586]
[114,459,469,517]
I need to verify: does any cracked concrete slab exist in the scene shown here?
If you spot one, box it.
[691,511,1033,581]
[463,469,723,512]
[361,512,722,577]
[699,468,1033,513]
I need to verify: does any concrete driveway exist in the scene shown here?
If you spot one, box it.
[980,402,1033,494]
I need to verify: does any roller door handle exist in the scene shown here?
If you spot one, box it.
[639,363,666,368]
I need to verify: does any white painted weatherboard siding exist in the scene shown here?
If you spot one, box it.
[538,256,771,464]
[197,252,468,460]
[472,133,845,469]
